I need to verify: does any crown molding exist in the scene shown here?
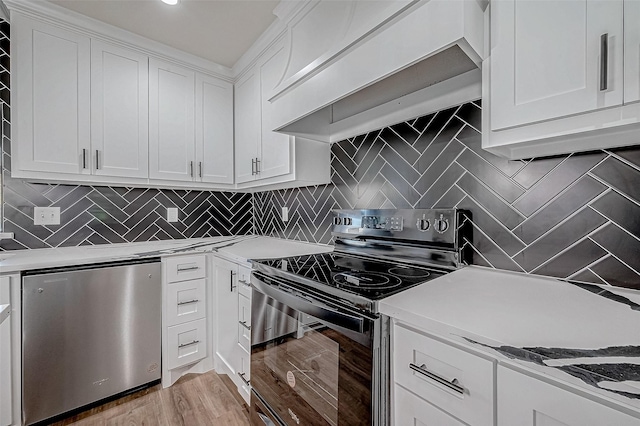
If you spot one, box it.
[4,0,234,81]
[231,0,311,81]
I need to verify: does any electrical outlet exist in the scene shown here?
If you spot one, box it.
[167,208,179,223]
[34,207,61,226]
[282,206,289,222]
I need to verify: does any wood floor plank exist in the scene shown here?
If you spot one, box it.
[51,371,249,426]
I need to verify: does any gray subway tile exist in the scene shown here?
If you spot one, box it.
[533,239,607,278]
[513,176,607,243]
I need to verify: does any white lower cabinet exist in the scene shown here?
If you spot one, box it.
[497,366,640,426]
[212,256,253,403]
[0,277,12,426]
[395,384,466,426]
[162,254,210,388]
[393,323,495,426]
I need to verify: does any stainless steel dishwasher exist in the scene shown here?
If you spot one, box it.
[22,258,161,425]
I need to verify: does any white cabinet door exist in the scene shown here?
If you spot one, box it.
[149,59,196,182]
[195,74,234,184]
[625,0,640,104]
[490,0,623,130]
[0,277,11,426]
[13,14,90,175]
[497,366,640,426]
[91,40,149,178]
[258,38,291,180]
[213,257,239,375]
[395,385,466,426]
[234,67,260,184]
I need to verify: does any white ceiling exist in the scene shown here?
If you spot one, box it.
[48,0,280,68]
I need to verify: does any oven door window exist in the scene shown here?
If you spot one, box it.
[251,291,372,426]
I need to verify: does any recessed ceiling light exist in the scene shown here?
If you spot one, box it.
[161,0,179,5]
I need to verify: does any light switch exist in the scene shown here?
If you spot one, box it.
[34,207,60,226]
[282,207,289,222]
[167,207,179,223]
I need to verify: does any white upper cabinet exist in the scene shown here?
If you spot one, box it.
[258,38,291,181]
[91,40,149,179]
[484,0,640,160]
[234,38,292,185]
[625,0,640,104]
[195,74,234,184]
[149,59,196,182]
[490,0,623,131]
[13,14,90,176]
[234,67,260,184]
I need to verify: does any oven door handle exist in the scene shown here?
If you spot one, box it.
[252,272,365,334]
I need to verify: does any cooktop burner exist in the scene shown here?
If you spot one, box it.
[253,252,444,301]
[333,272,401,290]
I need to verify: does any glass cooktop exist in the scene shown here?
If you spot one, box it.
[252,252,445,301]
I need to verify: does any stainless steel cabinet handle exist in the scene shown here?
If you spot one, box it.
[600,33,608,91]
[95,150,100,170]
[199,161,202,178]
[190,161,194,177]
[177,265,199,272]
[256,158,261,174]
[177,299,199,306]
[239,320,251,330]
[251,158,256,175]
[238,372,251,386]
[409,363,464,395]
[178,340,200,349]
[230,271,237,292]
[239,279,251,288]
[82,149,87,169]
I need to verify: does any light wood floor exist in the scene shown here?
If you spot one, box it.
[50,372,250,426]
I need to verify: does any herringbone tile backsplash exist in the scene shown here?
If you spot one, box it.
[255,101,640,290]
[0,21,253,251]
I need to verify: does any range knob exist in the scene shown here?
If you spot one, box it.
[416,218,430,231]
[433,216,449,234]
[343,217,353,226]
[333,217,342,225]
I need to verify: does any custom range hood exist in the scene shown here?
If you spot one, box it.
[267,0,486,143]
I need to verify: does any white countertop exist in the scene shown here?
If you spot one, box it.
[0,303,9,326]
[380,266,640,412]
[0,235,333,274]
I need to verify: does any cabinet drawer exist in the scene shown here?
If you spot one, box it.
[238,293,251,352]
[167,318,207,369]
[166,279,206,327]
[165,255,206,283]
[498,366,640,426]
[238,266,252,298]
[395,384,466,426]
[237,347,251,404]
[394,324,494,426]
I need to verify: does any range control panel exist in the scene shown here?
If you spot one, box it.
[331,209,460,245]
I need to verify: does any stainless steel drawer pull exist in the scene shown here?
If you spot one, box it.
[600,33,608,91]
[239,320,251,330]
[230,271,237,291]
[239,279,251,287]
[178,340,200,349]
[177,266,199,272]
[177,299,199,306]
[409,363,465,395]
[238,372,251,386]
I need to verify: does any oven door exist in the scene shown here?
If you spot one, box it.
[251,272,381,426]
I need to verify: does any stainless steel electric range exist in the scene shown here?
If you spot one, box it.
[249,209,469,426]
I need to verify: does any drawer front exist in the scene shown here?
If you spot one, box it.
[498,366,640,426]
[395,384,466,426]
[166,279,206,327]
[394,324,494,426]
[167,318,207,369]
[165,255,206,283]
[238,293,251,352]
[238,266,252,298]
[237,348,251,404]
